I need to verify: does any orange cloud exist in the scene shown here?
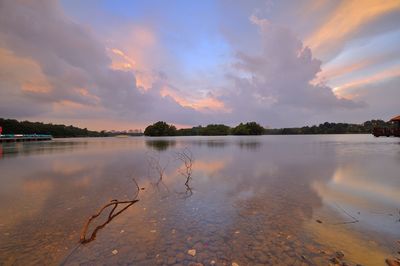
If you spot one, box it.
[110,47,156,90]
[75,87,101,104]
[160,86,229,112]
[109,46,156,90]
[306,0,400,56]
[110,48,136,70]
[110,48,124,57]
[108,26,160,91]
[0,47,52,94]
[135,72,157,90]
[313,59,371,85]
[21,81,52,93]
[54,100,87,109]
[52,99,102,115]
[333,67,400,94]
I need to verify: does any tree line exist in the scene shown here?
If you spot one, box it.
[264,120,392,135]
[0,118,108,138]
[144,120,392,136]
[1,118,392,138]
[144,121,264,136]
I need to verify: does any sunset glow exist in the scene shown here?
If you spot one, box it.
[0,0,399,130]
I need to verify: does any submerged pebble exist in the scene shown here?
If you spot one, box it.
[386,258,400,266]
[335,250,345,259]
[188,249,196,256]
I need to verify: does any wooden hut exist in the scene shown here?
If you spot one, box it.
[373,115,400,137]
[390,115,400,128]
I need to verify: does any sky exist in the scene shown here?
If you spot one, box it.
[0,0,399,130]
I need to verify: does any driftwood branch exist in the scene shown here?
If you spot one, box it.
[147,152,170,193]
[79,178,141,244]
[175,148,194,198]
[332,203,359,225]
[176,148,193,185]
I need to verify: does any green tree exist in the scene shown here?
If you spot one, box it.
[231,123,249,135]
[144,121,177,136]
[245,122,265,135]
[232,122,265,135]
[0,118,107,137]
[199,124,230,135]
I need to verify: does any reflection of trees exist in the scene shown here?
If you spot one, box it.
[0,140,89,158]
[192,140,228,148]
[145,139,176,151]
[191,139,262,151]
[237,141,261,150]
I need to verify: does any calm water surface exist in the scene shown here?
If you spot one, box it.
[0,135,399,266]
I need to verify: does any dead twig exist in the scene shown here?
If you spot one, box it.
[79,178,141,244]
[175,148,194,198]
[332,203,359,225]
[147,152,170,194]
[176,148,193,185]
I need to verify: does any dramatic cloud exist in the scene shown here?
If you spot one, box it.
[0,0,399,129]
[0,0,202,128]
[218,15,365,126]
[0,47,50,117]
[333,67,400,95]
[305,0,400,59]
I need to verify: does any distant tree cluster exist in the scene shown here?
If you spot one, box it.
[0,118,108,138]
[264,120,392,135]
[231,122,265,135]
[144,120,391,136]
[196,124,231,136]
[144,121,265,136]
[144,121,177,136]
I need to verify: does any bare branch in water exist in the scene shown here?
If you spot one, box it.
[79,178,141,244]
[181,184,193,199]
[148,152,170,181]
[176,148,193,184]
[175,148,194,198]
[332,203,359,225]
[147,152,170,193]
[79,149,195,245]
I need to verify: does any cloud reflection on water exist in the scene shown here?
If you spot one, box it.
[0,135,399,265]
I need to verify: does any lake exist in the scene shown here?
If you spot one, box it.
[0,135,399,265]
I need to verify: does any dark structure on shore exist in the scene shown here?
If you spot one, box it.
[0,126,52,142]
[373,115,400,137]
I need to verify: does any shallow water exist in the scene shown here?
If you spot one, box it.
[0,135,399,265]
